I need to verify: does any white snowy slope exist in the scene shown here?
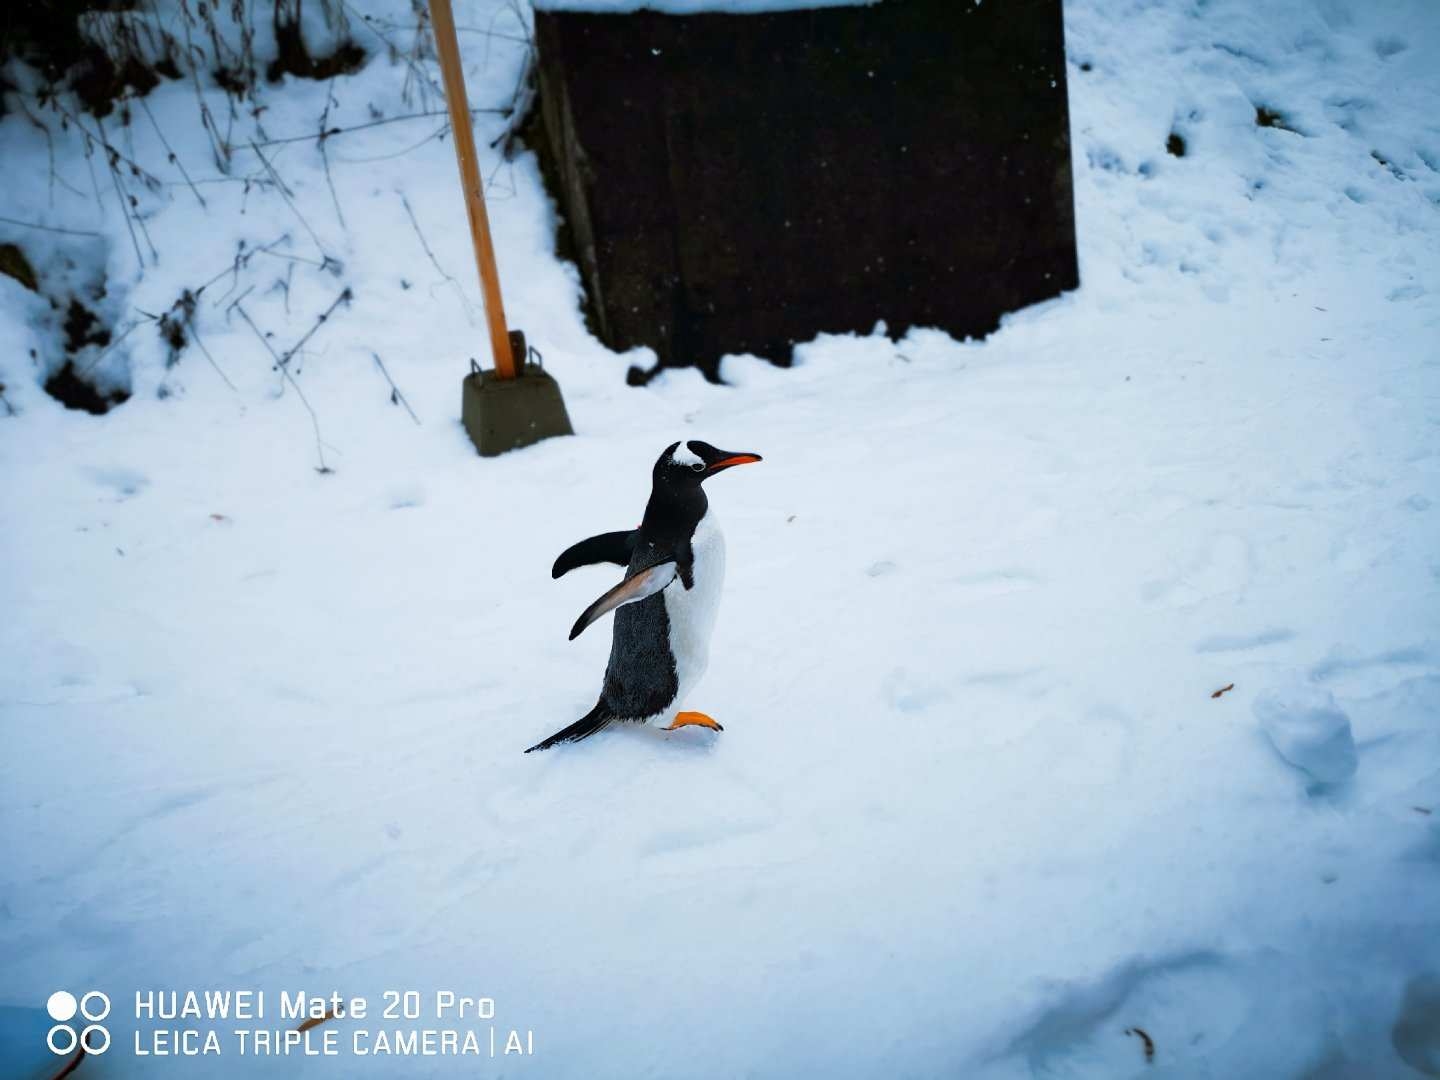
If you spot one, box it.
[2,0,1439,1076]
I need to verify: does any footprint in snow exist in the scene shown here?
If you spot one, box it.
[1253,682,1357,788]
[1141,533,1251,608]
[882,667,950,714]
[84,465,148,499]
[1003,950,1232,1073]
[1374,36,1407,59]
[949,568,1041,599]
[1308,646,1433,697]
[1194,628,1295,654]
[386,481,426,510]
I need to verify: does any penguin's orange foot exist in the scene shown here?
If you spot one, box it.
[663,711,724,733]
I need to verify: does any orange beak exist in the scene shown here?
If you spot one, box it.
[707,452,762,474]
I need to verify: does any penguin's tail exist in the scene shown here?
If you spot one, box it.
[524,702,614,754]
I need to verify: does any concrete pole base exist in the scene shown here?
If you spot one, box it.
[461,361,575,457]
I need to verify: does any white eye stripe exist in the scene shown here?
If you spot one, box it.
[671,441,704,468]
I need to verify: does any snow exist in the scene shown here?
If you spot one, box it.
[2,0,1440,1076]
[1254,682,1358,785]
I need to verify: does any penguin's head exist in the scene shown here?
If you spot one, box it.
[655,440,762,487]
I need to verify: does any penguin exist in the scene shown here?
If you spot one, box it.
[524,440,763,753]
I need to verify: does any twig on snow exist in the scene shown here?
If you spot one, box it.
[318,78,347,229]
[138,96,207,209]
[342,0,438,108]
[248,139,329,257]
[371,351,419,423]
[398,190,472,320]
[76,317,145,377]
[94,113,157,268]
[194,235,290,305]
[177,0,235,170]
[184,313,237,390]
[234,301,335,474]
[221,282,254,311]
[0,215,102,238]
[248,106,501,149]
[257,247,339,273]
[279,286,354,369]
[46,99,165,190]
[334,123,448,164]
[266,261,295,314]
[491,46,537,156]
[13,97,86,204]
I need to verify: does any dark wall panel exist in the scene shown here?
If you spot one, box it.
[532,0,1079,380]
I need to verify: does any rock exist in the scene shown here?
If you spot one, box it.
[0,243,38,292]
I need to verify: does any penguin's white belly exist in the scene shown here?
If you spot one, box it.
[660,511,726,715]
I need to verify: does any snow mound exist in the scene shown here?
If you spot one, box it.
[1254,683,1358,785]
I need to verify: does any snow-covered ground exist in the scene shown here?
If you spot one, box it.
[3,0,1440,1076]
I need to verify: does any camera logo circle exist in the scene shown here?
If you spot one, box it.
[46,991,110,1055]
[46,992,77,1022]
[46,1025,77,1056]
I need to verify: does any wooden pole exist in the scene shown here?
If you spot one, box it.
[428,0,518,379]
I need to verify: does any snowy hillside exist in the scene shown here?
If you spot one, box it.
[2,0,1439,1076]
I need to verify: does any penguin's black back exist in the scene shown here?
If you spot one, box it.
[601,592,679,720]
[592,451,712,720]
[590,441,726,722]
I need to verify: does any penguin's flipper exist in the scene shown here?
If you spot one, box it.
[568,560,677,641]
[552,530,638,579]
[525,703,614,753]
